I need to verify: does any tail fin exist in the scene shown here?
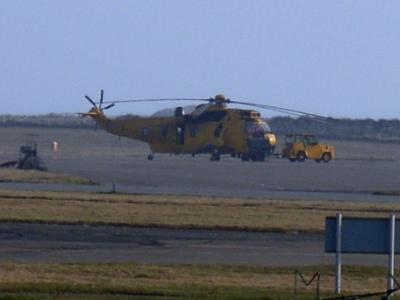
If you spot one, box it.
[80,107,109,130]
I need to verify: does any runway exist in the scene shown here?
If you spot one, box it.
[0,222,393,267]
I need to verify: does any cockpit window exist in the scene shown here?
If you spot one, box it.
[246,122,271,137]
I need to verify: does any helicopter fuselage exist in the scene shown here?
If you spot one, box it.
[87,105,276,161]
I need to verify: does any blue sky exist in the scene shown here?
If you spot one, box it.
[0,1,399,118]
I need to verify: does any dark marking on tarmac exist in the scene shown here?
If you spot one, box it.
[0,222,393,266]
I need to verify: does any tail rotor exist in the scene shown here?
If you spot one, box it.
[84,89,115,111]
[83,89,115,131]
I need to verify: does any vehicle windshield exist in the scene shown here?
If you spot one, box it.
[246,122,271,137]
[286,134,318,145]
[305,135,318,145]
[285,135,294,144]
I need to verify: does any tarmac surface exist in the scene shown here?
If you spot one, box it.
[1,158,399,202]
[0,128,400,266]
[0,222,393,266]
[1,127,400,201]
[47,156,400,202]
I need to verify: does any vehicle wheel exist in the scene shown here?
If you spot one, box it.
[322,152,331,163]
[147,154,154,161]
[297,152,306,162]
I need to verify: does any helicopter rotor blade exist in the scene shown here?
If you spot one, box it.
[98,98,209,105]
[85,95,97,107]
[91,94,328,123]
[228,99,327,122]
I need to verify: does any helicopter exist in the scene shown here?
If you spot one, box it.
[82,90,326,161]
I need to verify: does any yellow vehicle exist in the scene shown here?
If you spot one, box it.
[82,90,324,162]
[282,133,335,163]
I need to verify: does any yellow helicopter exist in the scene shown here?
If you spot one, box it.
[83,90,325,161]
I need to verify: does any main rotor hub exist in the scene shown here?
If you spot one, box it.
[213,94,229,106]
[214,94,226,102]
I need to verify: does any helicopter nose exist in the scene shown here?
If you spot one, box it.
[265,133,277,146]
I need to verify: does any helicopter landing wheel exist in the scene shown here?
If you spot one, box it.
[210,149,221,161]
[210,153,221,161]
[241,154,250,162]
[147,154,154,161]
[251,153,266,162]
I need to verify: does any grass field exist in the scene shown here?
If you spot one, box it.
[0,189,398,233]
[0,262,397,299]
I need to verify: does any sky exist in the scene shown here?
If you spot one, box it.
[0,1,399,119]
